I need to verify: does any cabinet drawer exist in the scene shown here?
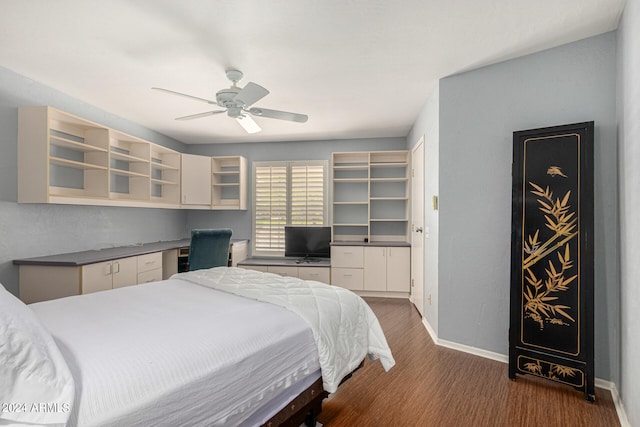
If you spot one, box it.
[240,265,269,273]
[331,267,364,291]
[137,252,162,273]
[137,268,162,284]
[299,267,330,283]
[331,246,364,268]
[268,266,298,277]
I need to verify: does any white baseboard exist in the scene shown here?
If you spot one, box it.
[605,382,631,427]
[419,317,630,426]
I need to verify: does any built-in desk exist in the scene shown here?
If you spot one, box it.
[238,257,331,283]
[14,239,248,303]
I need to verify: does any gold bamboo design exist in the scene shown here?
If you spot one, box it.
[522,358,581,384]
[522,181,578,329]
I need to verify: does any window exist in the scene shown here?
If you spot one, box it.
[253,160,328,256]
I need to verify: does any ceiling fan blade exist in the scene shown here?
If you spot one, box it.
[248,107,308,123]
[152,87,215,104]
[235,114,262,134]
[175,110,226,121]
[233,82,269,107]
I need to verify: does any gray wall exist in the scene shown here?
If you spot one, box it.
[617,0,640,423]
[186,138,407,247]
[437,32,618,381]
[0,66,189,296]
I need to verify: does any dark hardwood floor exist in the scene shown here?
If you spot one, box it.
[317,298,620,427]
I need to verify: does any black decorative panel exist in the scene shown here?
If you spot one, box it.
[508,122,594,401]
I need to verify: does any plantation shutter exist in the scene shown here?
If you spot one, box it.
[291,164,325,225]
[253,160,328,256]
[254,165,288,255]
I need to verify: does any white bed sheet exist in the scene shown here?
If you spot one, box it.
[29,279,320,427]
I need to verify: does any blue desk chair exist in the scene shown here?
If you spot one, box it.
[187,228,233,271]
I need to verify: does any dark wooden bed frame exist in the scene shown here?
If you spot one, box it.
[262,361,363,427]
[262,377,327,427]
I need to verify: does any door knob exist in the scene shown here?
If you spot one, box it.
[415,227,423,233]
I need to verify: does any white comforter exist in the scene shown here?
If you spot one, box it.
[174,267,395,393]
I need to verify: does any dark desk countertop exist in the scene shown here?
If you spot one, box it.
[238,257,331,267]
[14,239,248,267]
[330,241,411,247]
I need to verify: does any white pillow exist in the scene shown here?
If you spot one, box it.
[0,284,74,426]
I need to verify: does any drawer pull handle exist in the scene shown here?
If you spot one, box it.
[344,274,353,277]
[145,261,155,265]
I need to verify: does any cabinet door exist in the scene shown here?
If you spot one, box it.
[82,261,114,294]
[112,257,138,289]
[386,247,410,292]
[363,247,387,291]
[181,153,212,206]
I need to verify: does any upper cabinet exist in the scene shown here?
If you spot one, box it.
[17,106,247,210]
[180,153,212,208]
[332,150,410,243]
[180,154,248,210]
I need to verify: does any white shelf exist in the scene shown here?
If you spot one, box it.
[110,168,149,178]
[50,135,108,153]
[50,156,108,170]
[110,150,149,163]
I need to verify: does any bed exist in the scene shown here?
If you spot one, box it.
[0,267,394,427]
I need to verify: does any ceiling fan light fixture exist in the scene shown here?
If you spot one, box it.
[236,115,262,134]
[227,106,242,118]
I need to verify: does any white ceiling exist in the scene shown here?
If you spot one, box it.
[0,0,625,144]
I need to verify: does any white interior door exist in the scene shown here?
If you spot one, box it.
[411,138,425,315]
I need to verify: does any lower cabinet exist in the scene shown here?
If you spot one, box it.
[82,257,138,294]
[136,252,163,284]
[298,267,331,283]
[239,264,331,283]
[331,268,364,291]
[331,246,365,291]
[364,246,410,292]
[19,252,164,303]
[331,245,410,294]
[82,252,163,294]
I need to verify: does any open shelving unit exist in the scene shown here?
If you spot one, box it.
[109,131,151,202]
[332,150,410,243]
[150,145,180,205]
[211,156,247,210]
[18,106,181,208]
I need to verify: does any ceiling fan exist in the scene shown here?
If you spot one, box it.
[152,70,308,134]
